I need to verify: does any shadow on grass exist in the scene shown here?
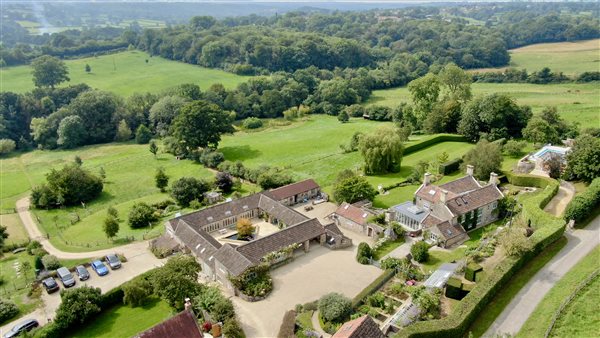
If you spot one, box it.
[219,145,262,162]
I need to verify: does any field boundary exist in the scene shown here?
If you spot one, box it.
[544,268,600,338]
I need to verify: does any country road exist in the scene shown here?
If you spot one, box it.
[484,213,600,337]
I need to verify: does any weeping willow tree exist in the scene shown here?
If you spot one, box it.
[359,126,404,174]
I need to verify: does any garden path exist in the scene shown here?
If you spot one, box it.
[542,181,575,217]
[311,310,332,338]
[484,213,600,337]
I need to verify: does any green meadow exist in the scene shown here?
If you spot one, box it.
[1,51,250,96]
[367,82,599,129]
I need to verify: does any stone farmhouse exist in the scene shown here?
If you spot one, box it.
[390,165,504,248]
[165,179,351,296]
[328,202,383,238]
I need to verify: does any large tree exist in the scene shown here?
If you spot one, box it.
[461,139,503,181]
[30,163,103,208]
[151,255,203,310]
[333,172,377,203]
[439,63,472,102]
[53,286,102,330]
[523,116,560,145]
[565,134,600,182]
[359,127,404,174]
[149,95,187,136]
[63,90,123,145]
[171,100,234,154]
[31,55,70,89]
[170,177,211,207]
[57,115,85,148]
[408,73,440,122]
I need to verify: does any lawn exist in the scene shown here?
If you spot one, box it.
[0,213,29,245]
[1,50,250,96]
[467,236,568,337]
[421,247,468,273]
[0,141,230,252]
[473,39,600,76]
[0,252,41,324]
[518,246,600,338]
[66,297,173,338]
[367,82,599,129]
[372,239,405,260]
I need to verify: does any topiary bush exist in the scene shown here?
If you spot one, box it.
[356,242,373,264]
[464,263,483,282]
[444,277,464,300]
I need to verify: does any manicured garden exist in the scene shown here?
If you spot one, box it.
[0,50,250,96]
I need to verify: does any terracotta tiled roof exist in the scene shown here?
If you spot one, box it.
[332,315,385,338]
[439,175,481,194]
[421,213,444,228]
[333,202,375,226]
[213,244,254,276]
[446,184,503,215]
[269,179,320,201]
[415,185,458,204]
[136,310,202,338]
[235,218,325,264]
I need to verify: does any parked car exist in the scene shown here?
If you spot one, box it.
[41,277,59,294]
[91,260,109,276]
[105,254,122,270]
[3,319,39,338]
[75,265,90,281]
[56,267,76,288]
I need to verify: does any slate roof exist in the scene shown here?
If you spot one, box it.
[432,221,467,241]
[332,315,385,338]
[269,179,320,201]
[213,244,254,276]
[333,202,374,226]
[324,222,345,237]
[258,194,308,225]
[174,220,222,270]
[446,184,503,215]
[136,310,202,338]
[235,218,325,264]
[421,214,444,228]
[415,185,457,204]
[439,175,481,194]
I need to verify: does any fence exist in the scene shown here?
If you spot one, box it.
[544,268,600,338]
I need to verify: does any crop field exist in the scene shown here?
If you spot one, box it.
[367,82,599,129]
[1,51,250,96]
[473,39,600,75]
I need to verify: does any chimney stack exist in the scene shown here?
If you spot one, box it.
[424,172,431,186]
[466,165,474,176]
[184,297,192,312]
[489,172,499,186]
[440,189,448,203]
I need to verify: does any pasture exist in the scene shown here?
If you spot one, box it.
[1,51,250,96]
[473,39,600,75]
[367,82,599,129]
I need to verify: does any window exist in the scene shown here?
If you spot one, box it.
[492,201,498,210]
[476,208,483,225]
[423,202,430,210]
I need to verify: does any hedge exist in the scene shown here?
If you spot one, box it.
[277,310,296,338]
[444,277,463,300]
[504,172,561,229]
[351,269,395,309]
[564,177,600,224]
[396,172,566,338]
[439,158,462,175]
[403,135,468,156]
[464,263,483,282]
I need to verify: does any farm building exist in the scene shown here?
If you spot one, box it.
[328,202,383,238]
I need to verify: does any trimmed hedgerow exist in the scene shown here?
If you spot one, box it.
[351,269,395,309]
[403,134,468,156]
[465,263,483,282]
[564,177,600,224]
[445,277,463,300]
[438,158,462,175]
[395,172,565,338]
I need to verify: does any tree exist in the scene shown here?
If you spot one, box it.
[115,119,132,141]
[359,127,404,174]
[564,134,600,182]
[256,170,293,190]
[170,177,211,207]
[356,242,372,264]
[333,172,377,203]
[149,140,158,158]
[42,254,61,270]
[135,125,152,144]
[439,63,472,102]
[236,218,255,239]
[499,220,531,257]
[155,167,169,192]
[337,111,349,123]
[523,116,560,145]
[410,241,430,263]
[57,115,85,149]
[103,216,119,240]
[544,154,563,179]
[503,140,528,157]
[318,292,352,323]
[408,73,440,122]
[0,299,19,323]
[53,286,102,330]
[149,95,187,136]
[0,225,8,251]
[170,100,234,155]
[0,139,16,155]
[85,64,91,73]
[461,140,503,181]
[31,55,70,88]
[30,163,103,208]
[128,202,158,228]
[215,172,234,193]
[211,297,236,322]
[107,206,119,220]
[123,278,152,307]
[151,255,203,310]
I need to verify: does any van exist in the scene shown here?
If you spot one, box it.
[56,267,76,287]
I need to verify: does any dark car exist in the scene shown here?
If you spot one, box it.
[75,265,90,281]
[91,260,109,276]
[3,319,39,338]
[41,277,59,294]
[56,267,76,288]
[105,254,122,270]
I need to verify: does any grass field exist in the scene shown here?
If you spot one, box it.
[0,213,29,245]
[468,237,568,337]
[518,246,600,338]
[66,297,172,338]
[367,82,599,129]
[474,39,600,76]
[0,141,242,252]
[1,51,250,96]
